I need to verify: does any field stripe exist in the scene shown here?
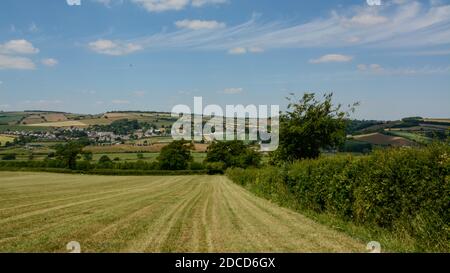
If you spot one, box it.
[0,172,365,252]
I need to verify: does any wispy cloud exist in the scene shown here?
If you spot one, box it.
[310,54,353,64]
[357,63,450,75]
[87,1,450,55]
[0,55,35,70]
[41,58,58,67]
[88,39,142,56]
[175,19,225,30]
[222,87,243,94]
[111,99,131,104]
[130,0,226,12]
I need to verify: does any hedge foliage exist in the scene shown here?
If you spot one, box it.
[227,143,450,252]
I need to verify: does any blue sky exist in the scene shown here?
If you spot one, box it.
[0,0,449,120]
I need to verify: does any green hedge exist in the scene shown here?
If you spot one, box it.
[226,143,450,252]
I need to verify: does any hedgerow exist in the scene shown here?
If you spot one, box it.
[227,143,450,252]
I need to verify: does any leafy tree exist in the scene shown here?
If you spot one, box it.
[157,140,192,170]
[137,153,144,160]
[98,155,112,164]
[271,93,356,163]
[205,140,261,169]
[82,151,93,161]
[55,142,84,169]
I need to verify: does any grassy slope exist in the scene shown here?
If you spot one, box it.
[0,172,364,253]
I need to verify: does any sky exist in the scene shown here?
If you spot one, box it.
[0,0,449,120]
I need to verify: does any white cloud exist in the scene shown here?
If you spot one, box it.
[346,14,388,26]
[41,58,58,67]
[0,40,39,55]
[0,55,36,70]
[175,19,225,30]
[88,39,142,56]
[223,87,243,94]
[112,99,131,104]
[310,54,353,64]
[130,0,226,12]
[228,47,247,55]
[131,0,190,12]
[228,46,264,55]
[87,1,450,56]
[191,0,226,7]
[357,63,450,75]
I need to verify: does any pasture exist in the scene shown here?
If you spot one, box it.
[0,172,364,253]
[0,135,15,146]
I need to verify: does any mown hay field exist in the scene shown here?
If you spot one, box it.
[0,172,364,253]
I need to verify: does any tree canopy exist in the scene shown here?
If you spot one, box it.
[157,140,193,170]
[205,140,261,170]
[271,93,356,163]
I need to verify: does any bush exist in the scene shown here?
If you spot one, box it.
[189,161,205,171]
[226,143,450,252]
[205,140,261,170]
[205,162,226,174]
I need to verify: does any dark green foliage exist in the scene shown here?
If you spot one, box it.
[2,153,16,160]
[227,143,450,252]
[205,140,261,169]
[55,141,84,169]
[81,151,93,161]
[205,162,226,174]
[339,140,372,153]
[189,161,205,171]
[272,93,355,163]
[93,119,140,135]
[98,155,112,166]
[157,140,192,170]
[345,120,384,135]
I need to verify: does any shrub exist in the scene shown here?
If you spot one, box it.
[226,143,450,252]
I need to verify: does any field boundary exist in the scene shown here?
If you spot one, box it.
[0,167,208,176]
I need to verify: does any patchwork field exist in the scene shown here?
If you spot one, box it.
[26,121,88,128]
[0,172,364,253]
[353,133,415,146]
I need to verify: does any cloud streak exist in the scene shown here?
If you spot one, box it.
[87,1,450,55]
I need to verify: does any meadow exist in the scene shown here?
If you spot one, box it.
[0,135,15,146]
[0,172,364,253]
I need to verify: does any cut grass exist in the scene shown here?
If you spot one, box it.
[0,172,365,253]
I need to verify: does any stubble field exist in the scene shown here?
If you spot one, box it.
[0,172,364,253]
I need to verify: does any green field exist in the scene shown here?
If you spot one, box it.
[92,152,206,163]
[0,172,364,253]
[0,135,15,146]
[386,131,432,144]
